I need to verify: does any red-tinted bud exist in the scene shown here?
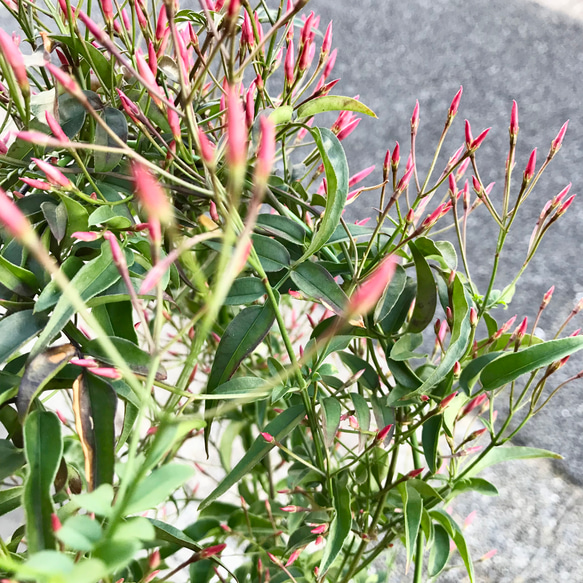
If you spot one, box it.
[523,148,536,182]
[391,141,400,168]
[542,285,554,308]
[550,120,569,155]
[439,391,458,411]
[449,86,463,120]
[509,100,519,137]
[411,100,420,134]
[375,423,393,442]
[465,119,473,147]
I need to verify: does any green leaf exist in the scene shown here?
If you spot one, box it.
[252,233,291,272]
[23,411,63,552]
[414,237,457,270]
[338,351,379,390]
[0,255,38,296]
[58,92,87,138]
[458,352,502,395]
[125,464,195,515]
[0,486,23,517]
[17,344,77,418]
[225,277,266,305]
[210,376,270,399]
[319,472,352,575]
[407,240,437,333]
[463,445,562,479]
[296,95,377,120]
[73,372,117,490]
[57,515,103,552]
[321,397,341,448]
[92,301,139,344]
[94,107,128,172]
[405,275,472,397]
[92,539,139,572]
[390,332,426,361]
[41,201,68,243]
[88,205,133,229]
[83,41,113,86]
[199,405,305,510]
[72,484,114,517]
[0,309,47,364]
[35,256,85,313]
[380,277,417,336]
[149,518,202,552]
[374,264,407,324]
[291,261,348,315]
[268,104,293,124]
[431,509,474,582]
[451,477,499,498]
[300,128,348,261]
[207,302,276,392]
[0,439,25,480]
[30,243,123,359]
[256,213,307,245]
[428,523,450,577]
[398,481,423,568]
[480,337,583,390]
[350,392,370,449]
[59,193,90,245]
[113,517,155,542]
[421,414,442,474]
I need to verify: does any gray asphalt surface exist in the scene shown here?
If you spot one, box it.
[316,0,583,485]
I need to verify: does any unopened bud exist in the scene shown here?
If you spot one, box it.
[448,86,463,120]
[523,148,536,182]
[509,100,518,137]
[261,432,274,443]
[550,120,569,155]
[469,307,478,327]
[439,391,458,411]
[541,285,555,309]
[411,100,420,134]
[375,423,393,443]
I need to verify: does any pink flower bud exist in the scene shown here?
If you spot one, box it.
[21,177,52,191]
[348,255,398,317]
[391,141,400,168]
[284,43,295,85]
[407,467,424,479]
[148,549,160,570]
[383,150,391,179]
[280,505,304,513]
[469,307,478,326]
[396,165,415,193]
[103,231,126,269]
[455,158,471,181]
[556,194,576,217]
[464,119,473,147]
[90,367,122,380]
[448,86,463,119]
[100,0,113,24]
[45,112,69,142]
[45,62,79,94]
[255,116,275,186]
[199,543,226,559]
[226,84,247,170]
[510,100,518,137]
[310,524,327,534]
[513,316,528,342]
[471,127,491,150]
[411,100,420,134]
[439,391,458,411]
[323,48,337,78]
[349,165,375,188]
[467,428,488,442]
[453,361,461,376]
[117,89,141,123]
[209,201,219,223]
[155,4,167,40]
[461,393,488,417]
[197,128,215,166]
[494,315,517,339]
[336,117,361,141]
[267,553,282,566]
[480,549,498,561]
[286,549,302,567]
[70,357,99,367]
[375,423,393,443]
[261,432,274,443]
[448,173,457,194]
[132,162,172,228]
[542,285,554,308]
[551,120,569,154]
[321,21,333,56]
[167,107,181,140]
[51,514,62,532]
[523,148,536,182]
[0,29,28,93]
[31,158,71,188]
[72,231,100,241]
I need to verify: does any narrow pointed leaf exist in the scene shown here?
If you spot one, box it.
[422,414,442,474]
[428,523,450,577]
[291,261,348,315]
[407,241,437,333]
[374,264,407,324]
[321,397,341,447]
[23,411,63,552]
[296,96,377,120]
[0,309,47,364]
[398,481,423,568]
[300,128,348,261]
[94,107,128,172]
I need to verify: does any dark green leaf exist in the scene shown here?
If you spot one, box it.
[30,243,123,358]
[17,344,76,418]
[250,233,290,272]
[480,337,583,390]
[0,486,22,517]
[422,414,442,474]
[350,392,370,449]
[94,107,128,172]
[41,201,67,243]
[92,301,139,344]
[291,261,348,315]
[256,213,307,245]
[428,523,450,577]
[210,376,270,399]
[451,477,499,497]
[398,481,423,568]
[390,332,426,361]
[300,128,348,260]
[199,405,305,510]
[414,237,457,270]
[35,256,84,313]
[458,353,502,395]
[296,95,377,120]
[207,302,276,392]
[338,351,379,390]
[374,264,407,324]
[58,93,87,138]
[0,439,25,480]
[407,241,437,333]
[88,205,133,229]
[319,472,351,575]
[380,277,416,335]
[225,277,266,305]
[23,411,63,552]
[0,255,38,296]
[73,373,117,490]
[59,193,90,245]
[0,310,47,364]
